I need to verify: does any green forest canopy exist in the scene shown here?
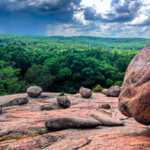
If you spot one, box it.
[0,34,148,95]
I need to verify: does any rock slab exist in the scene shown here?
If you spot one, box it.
[0,96,28,107]
[45,115,101,130]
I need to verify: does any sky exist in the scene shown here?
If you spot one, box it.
[0,0,150,38]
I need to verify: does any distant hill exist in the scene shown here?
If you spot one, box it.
[0,34,149,51]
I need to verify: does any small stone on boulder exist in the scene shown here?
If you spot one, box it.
[57,96,71,109]
[79,87,92,98]
[45,115,101,130]
[27,86,43,98]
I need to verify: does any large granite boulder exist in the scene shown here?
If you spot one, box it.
[102,86,121,97]
[79,87,92,98]
[119,42,150,125]
[27,86,43,98]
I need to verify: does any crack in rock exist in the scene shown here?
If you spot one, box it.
[73,139,92,150]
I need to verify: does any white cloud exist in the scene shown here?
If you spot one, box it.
[73,11,89,25]
[81,0,111,13]
[45,0,150,38]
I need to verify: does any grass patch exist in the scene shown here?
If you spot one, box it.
[0,133,40,141]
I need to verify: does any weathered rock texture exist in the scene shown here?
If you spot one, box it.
[79,87,92,98]
[119,42,150,125]
[102,86,121,97]
[0,92,149,150]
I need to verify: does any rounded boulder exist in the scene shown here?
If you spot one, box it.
[79,87,92,98]
[57,96,71,109]
[108,86,121,97]
[102,89,109,96]
[102,86,121,97]
[27,86,43,98]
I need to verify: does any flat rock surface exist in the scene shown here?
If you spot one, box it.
[0,93,150,150]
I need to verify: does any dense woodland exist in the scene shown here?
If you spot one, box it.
[0,35,148,95]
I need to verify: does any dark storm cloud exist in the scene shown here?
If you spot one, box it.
[84,0,142,23]
[0,0,149,36]
[0,0,82,23]
[0,0,82,34]
[0,0,81,13]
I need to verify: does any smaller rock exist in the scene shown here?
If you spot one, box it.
[0,106,2,114]
[41,104,59,111]
[57,96,71,109]
[79,87,92,98]
[45,115,101,130]
[27,86,43,98]
[102,89,109,96]
[102,86,121,97]
[108,86,121,97]
[99,104,111,109]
